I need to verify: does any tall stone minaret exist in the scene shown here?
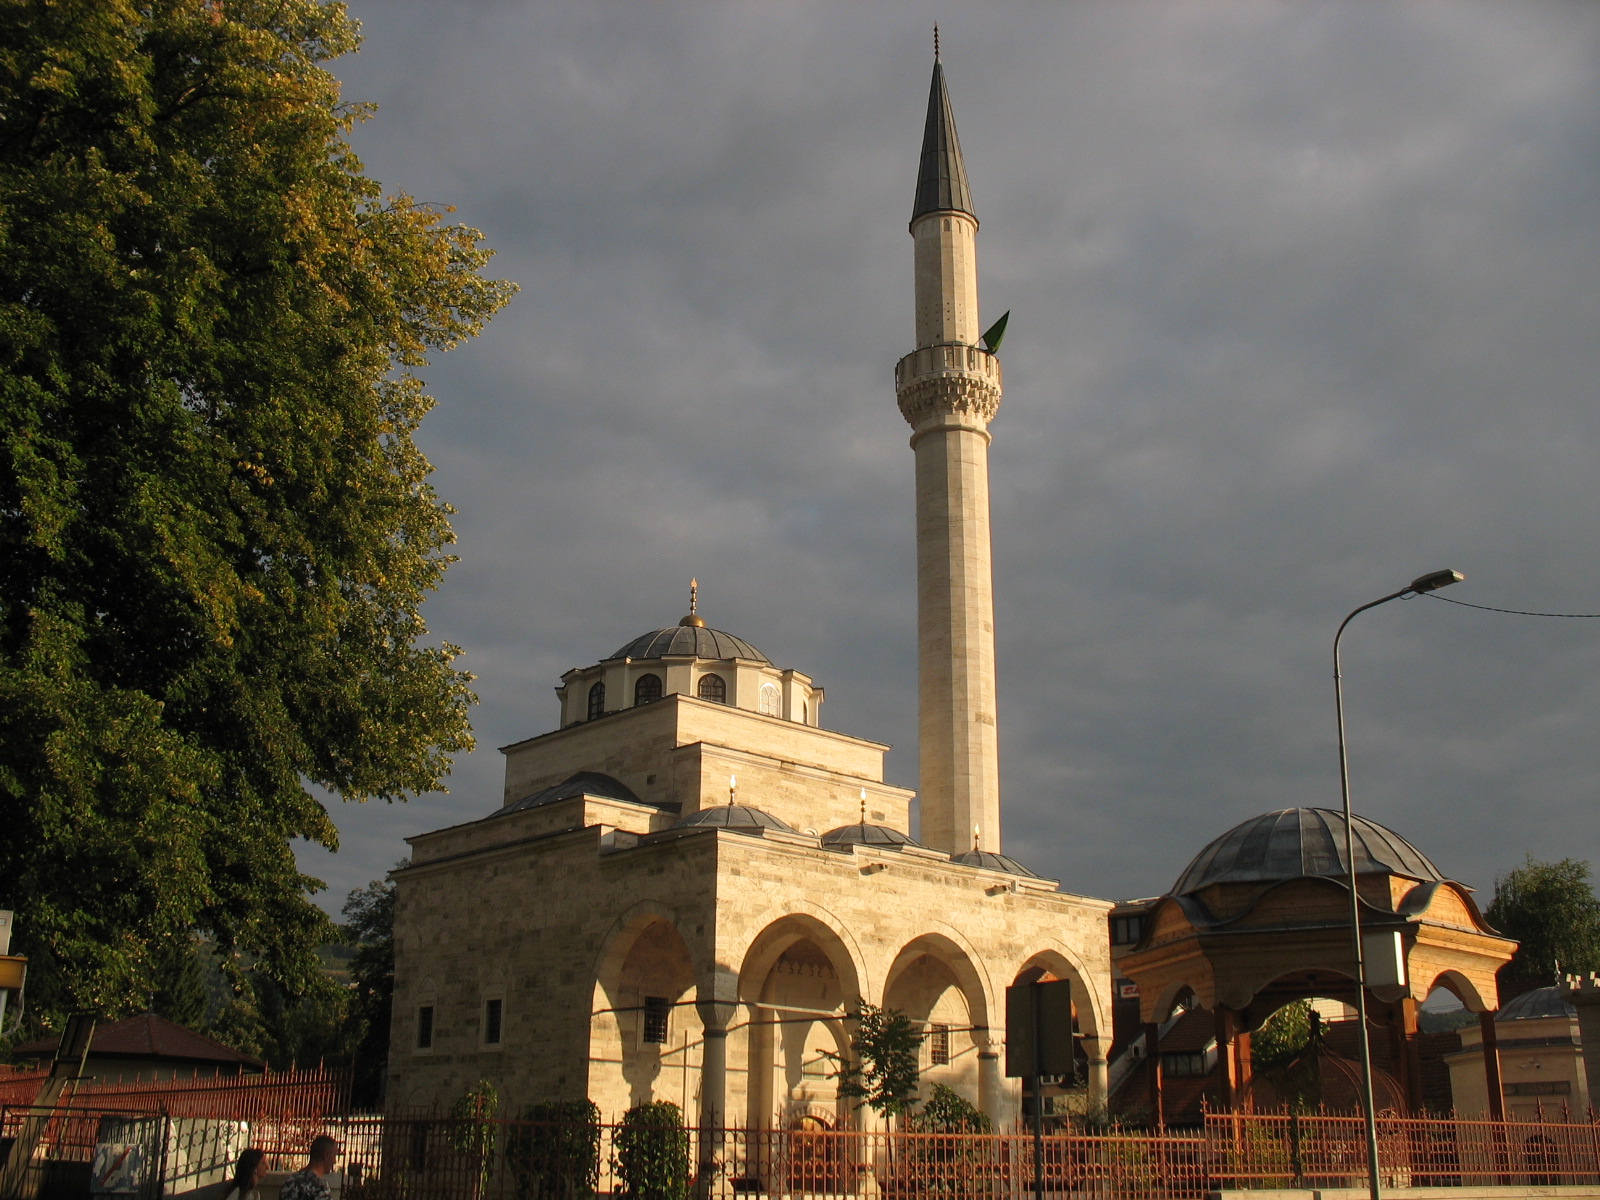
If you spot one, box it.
[896,50,1004,857]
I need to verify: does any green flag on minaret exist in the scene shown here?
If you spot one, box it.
[981,310,1009,354]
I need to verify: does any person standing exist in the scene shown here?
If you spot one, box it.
[279,1136,340,1200]
[223,1148,267,1200]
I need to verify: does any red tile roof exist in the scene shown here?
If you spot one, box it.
[12,1014,263,1068]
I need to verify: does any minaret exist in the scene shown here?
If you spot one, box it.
[896,49,1004,856]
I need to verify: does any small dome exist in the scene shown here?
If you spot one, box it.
[673,804,796,834]
[502,771,665,814]
[610,625,770,664]
[952,849,1038,878]
[1498,986,1576,1022]
[1174,807,1445,897]
[821,823,922,849]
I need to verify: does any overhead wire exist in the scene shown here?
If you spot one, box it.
[1418,594,1600,619]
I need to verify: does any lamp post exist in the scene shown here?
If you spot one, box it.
[1334,568,1463,1200]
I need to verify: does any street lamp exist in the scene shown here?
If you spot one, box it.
[1334,569,1462,1200]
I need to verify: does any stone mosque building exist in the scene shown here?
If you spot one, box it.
[386,56,1115,1127]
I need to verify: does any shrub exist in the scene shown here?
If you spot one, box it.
[616,1101,690,1200]
[506,1100,602,1200]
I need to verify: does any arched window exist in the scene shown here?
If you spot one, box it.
[587,681,606,721]
[634,673,662,706]
[802,700,809,725]
[697,673,726,704]
[759,682,781,717]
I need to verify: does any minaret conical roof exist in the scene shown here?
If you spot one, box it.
[912,59,975,225]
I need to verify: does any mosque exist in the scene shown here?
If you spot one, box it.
[386,54,1114,1128]
[386,54,1523,1130]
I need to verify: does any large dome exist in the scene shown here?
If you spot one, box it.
[1173,807,1445,897]
[610,624,769,664]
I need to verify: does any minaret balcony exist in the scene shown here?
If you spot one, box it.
[895,342,1002,392]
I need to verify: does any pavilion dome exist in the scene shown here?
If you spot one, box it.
[672,804,796,834]
[1173,807,1445,897]
[820,823,922,850]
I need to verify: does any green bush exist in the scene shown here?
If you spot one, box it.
[906,1084,993,1134]
[506,1100,602,1200]
[616,1101,691,1200]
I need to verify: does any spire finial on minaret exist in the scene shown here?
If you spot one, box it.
[933,23,940,61]
[680,578,706,628]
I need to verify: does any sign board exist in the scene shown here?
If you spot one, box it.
[1364,930,1407,988]
[1004,979,1074,1078]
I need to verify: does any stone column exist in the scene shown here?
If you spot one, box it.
[977,1047,1005,1125]
[1143,1023,1163,1127]
[1214,1008,1238,1111]
[696,996,738,1195]
[1082,1036,1110,1115]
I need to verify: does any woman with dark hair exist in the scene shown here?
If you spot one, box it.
[224,1148,267,1200]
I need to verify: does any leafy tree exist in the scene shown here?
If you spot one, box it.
[0,0,514,1032]
[1250,1000,1313,1070]
[1487,857,1600,991]
[837,1004,924,1121]
[342,871,397,1107]
[615,1101,689,1200]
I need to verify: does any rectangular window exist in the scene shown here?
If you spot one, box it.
[484,998,503,1046]
[643,996,670,1045]
[417,1005,435,1050]
[1111,916,1145,945]
[929,1023,950,1066]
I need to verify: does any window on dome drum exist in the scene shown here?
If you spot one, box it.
[929,1023,950,1066]
[634,674,662,706]
[416,1005,435,1051]
[697,674,726,704]
[759,682,781,717]
[587,681,605,720]
[642,996,670,1045]
[483,998,503,1046]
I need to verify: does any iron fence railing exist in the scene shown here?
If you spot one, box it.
[10,1104,1600,1199]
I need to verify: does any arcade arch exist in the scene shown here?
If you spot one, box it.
[591,906,700,1113]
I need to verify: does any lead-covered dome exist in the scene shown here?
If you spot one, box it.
[610,623,769,664]
[953,849,1038,878]
[672,804,796,834]
[1498,986,1576,1022]
[1174,807,1445,897]
[821,823,922,850]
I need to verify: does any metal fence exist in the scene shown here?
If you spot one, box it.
[10,1106,1600,1199]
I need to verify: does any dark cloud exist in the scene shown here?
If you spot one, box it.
[299,2,1600,914]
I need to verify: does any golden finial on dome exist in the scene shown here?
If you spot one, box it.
[680,577,706,627]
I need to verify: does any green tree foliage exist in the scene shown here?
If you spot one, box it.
[506,1100,601,1200]
[837,1004,924,1120]
[343,871,397,1107]
[1250,1000,1313,1071]
[615,1101,689,1200]
[0,0,514,1031]
[906,1083,992,1133]
[1487,857,1600,989]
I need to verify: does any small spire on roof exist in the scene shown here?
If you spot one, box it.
[860,788,868,824]
[680,578,706,627]
[973,824,981,853]
[729,774,737,806]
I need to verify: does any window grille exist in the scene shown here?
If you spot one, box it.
[759,683,781,716]
[697,674,726,704]
[417,1005,435,1050]
[587,681,605,720]
[643,996,671,1045]
[634,674,662,705]
[929,1023,950,1066]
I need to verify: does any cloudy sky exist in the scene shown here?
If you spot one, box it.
[299,1,1600,917]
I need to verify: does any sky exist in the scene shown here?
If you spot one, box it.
[298,1,1600,919]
